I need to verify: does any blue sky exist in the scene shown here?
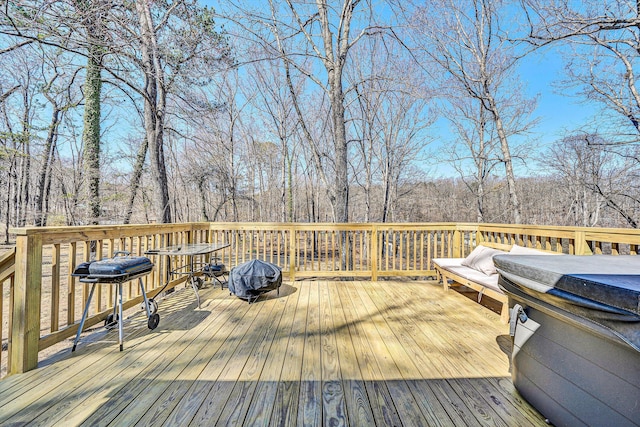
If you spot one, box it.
[518,50,595,145]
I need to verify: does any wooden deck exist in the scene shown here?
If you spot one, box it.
[0,280,546,426]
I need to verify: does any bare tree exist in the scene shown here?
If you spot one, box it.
[133,0,172,222]
[442,96,499,222]
[34,52,82,226]
[520,1,640,227]
[0,49,39,229]
[522,1,640,158]
[2,0,113,225]
[176,70,249,222]
[247,58,301,222]
[545,133,640,227]
[3,0,229,225]
[346,35,433,222]
[546,134,607,226]
[405,0,536,223]
[0,75,25,241]
[119,0,230,223]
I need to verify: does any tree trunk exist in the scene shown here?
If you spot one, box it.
[18,88,31,227]
[486,94,522,224]
[476,104,487,223]
[197,175,210,222]
[123,138,148,224]
[381,154,393,223]
[317,0,350,223]
[82,40,103,225]
[3,172,11,243]
[476,179,485,223]
[43,156,53,226]
[281,144,287,222]
[136,0,172,224]
[34,107,61,226]
[329,78,349,223]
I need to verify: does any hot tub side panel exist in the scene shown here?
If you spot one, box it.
[507,291,640,427]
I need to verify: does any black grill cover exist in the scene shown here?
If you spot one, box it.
[228,260,282,302]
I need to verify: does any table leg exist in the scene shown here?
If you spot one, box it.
[190,275,201,308]
[190,254,201,308]
[72,283,97,352]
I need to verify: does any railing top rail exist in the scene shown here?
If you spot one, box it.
[476,223,640,235]
[207,222,464,228]
[10,222,208,235]
[10,223,211,245]
[0,246,16,283]
[10,222,640,243]
[0,246,15,265]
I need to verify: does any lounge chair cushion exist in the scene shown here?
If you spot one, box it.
[460,245,504,275]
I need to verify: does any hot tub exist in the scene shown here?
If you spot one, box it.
[493,254,640,427]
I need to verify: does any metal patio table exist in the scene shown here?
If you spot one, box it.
[145,243,230,308]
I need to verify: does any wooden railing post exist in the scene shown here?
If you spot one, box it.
[11,232,43,374]
[289,225,296,281]
[574,230,593,255]
[475,226,485,247]
[371,225,379,281]
[452,229,462,258]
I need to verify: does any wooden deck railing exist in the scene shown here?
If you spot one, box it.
[0,247,16,378]
[2,221,640,378]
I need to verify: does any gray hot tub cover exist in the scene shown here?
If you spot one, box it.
[228,259,282,302]
[494,254,640,352]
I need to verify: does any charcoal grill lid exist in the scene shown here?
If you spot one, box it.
[87,256,153,278]
[72,261,92,277]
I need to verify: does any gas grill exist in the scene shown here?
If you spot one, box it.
[71,251,157,352]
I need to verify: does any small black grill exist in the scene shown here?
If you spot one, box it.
[71,251,156,351]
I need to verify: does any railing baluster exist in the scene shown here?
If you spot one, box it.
[68,242,77,326]
[51,244,60,333]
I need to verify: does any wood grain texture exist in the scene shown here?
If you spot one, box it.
[0,280,548,427]
[327,282,376,426]
[243,286,302,426]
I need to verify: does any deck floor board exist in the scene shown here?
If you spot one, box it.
[0,280,547,426]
